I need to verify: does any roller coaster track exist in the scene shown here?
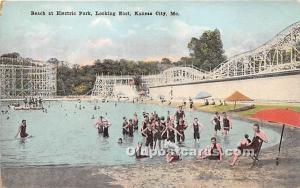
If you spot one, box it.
[142,21,300,87]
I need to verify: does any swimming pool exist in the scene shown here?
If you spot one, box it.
[0,100,280,167]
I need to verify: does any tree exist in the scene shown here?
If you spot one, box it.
[72,83,89,95]
[1,52,20,58]
[47,58,60,65]
[187,29,226,71]
[161,58,172,64]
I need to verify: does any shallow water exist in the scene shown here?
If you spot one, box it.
[0,100,280,167]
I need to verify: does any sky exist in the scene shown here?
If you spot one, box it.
[0,1,300,65]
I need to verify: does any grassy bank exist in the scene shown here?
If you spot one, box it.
[147,99,300,118]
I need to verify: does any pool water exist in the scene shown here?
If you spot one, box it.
[0,100,280,167]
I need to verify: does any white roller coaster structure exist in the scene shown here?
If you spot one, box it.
[92,21,300,97]
[0,57,57,99]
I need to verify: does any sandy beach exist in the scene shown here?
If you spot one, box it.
[1,119,299,188]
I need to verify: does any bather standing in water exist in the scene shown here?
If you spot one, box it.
[161,119,182,144]
[222,112,232,136]
[141,116,150,137]
[122,117,129,135]
[102,120,111,137]
[123,119,134,137]
[141,125,157,155]
[95,116,104,134]
[175,106,185,126]
[176,118,188,143]
[15,120,29,138]
[192,117,203,142]
[211,112,221,136]
[133,112,139,130]
[155,116,166,149]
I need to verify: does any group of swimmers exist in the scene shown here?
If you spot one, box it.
[121,106,268,165]
[211,111,232,136]
[94,116,111,137]
[14,103,269,166]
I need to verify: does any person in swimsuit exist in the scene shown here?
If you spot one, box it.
[230,124,268,166]
[142,125,157,155]
[141,116,150,137]
[161,120,182,143]
[95,116,104,134]
[236,134,252,155]
[122,117,129,135]
[222,112,232,135]
[176,118,188,143]
[152,118,161,149]
[175,106,185,126]
[157,116,167,148]
[15,120,29,138]
[103,120,111,137]
[133,112,139,130]
[159,116,170,140]
[211,112,221,135]
[123,119,134,137]
[192,117,203,142]
[197,137,223,161]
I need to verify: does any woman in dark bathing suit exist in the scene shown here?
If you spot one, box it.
[161,119,182,143]
[122,117,129,135]
[156,116,167,148]
[142,125,155,149]
[103,120,111,137]
[192,117,203,142]
[133,112,139,130]
[160,117,168,141]
[211,112,221,135]
[95,116,104,134]
[176,118,188,143]
[141,116,150,137]
[230,124,268,166]
[222,112,232,135]
[15,120,29,138]
[123,119,134,137]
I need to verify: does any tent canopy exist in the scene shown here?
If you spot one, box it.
[225,91,253,102]
[195,91,212,99]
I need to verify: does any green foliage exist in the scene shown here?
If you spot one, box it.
[188,29,227,71]
[56,59,161,96]
[72,83,90,95]
[161,58,172,64]
[1,52,20,58]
